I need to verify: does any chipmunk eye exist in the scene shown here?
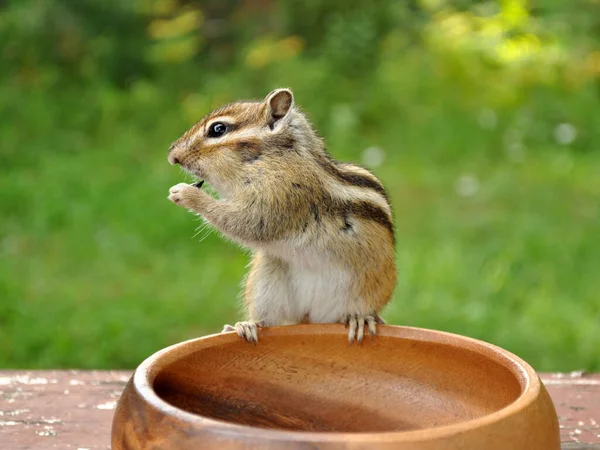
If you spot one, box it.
[207,122,228,138]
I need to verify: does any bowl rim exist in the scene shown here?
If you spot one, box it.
[131,324,540,444]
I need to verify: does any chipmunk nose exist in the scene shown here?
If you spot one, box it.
[168,146,182,165]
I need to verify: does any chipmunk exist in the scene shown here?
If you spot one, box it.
[167,88,396,344]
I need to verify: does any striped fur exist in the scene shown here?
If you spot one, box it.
[167,88,397,341]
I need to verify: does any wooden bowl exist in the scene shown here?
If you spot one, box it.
[111,325,560,449]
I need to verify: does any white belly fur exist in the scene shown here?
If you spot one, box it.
[288,264,351,323]
[261,241,353,324]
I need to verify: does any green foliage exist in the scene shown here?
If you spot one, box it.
[1,0,599,371]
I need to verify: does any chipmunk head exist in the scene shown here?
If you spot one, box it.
[168,88,313,196]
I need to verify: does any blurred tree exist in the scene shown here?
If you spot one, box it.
[1,0,600,371]
[0,0,151,87]
[278,0,400,77]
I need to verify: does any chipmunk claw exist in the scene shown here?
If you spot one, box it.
[344,314,384,344]
[222,321,263,343]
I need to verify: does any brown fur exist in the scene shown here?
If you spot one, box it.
[167,88,397,341]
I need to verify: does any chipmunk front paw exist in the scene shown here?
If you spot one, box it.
[343,314,384,345]
[222,321,264,343]
[168,182,203,209]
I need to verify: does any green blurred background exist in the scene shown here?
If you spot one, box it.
[1,0,599,371]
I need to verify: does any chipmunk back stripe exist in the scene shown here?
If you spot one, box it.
[312,196,393,238]
[343,200,394,239]
[313,152,389,201]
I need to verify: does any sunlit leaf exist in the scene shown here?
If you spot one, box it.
[147,9,202,40]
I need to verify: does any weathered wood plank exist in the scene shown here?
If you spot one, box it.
[0,370,129,449]
[0,371,598,449]
[542,372,600,447]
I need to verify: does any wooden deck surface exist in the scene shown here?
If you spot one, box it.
[0,370,598,449]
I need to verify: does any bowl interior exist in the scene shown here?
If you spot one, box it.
[152,327,523,433]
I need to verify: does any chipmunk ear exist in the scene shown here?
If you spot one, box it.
[265,88,294,125]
